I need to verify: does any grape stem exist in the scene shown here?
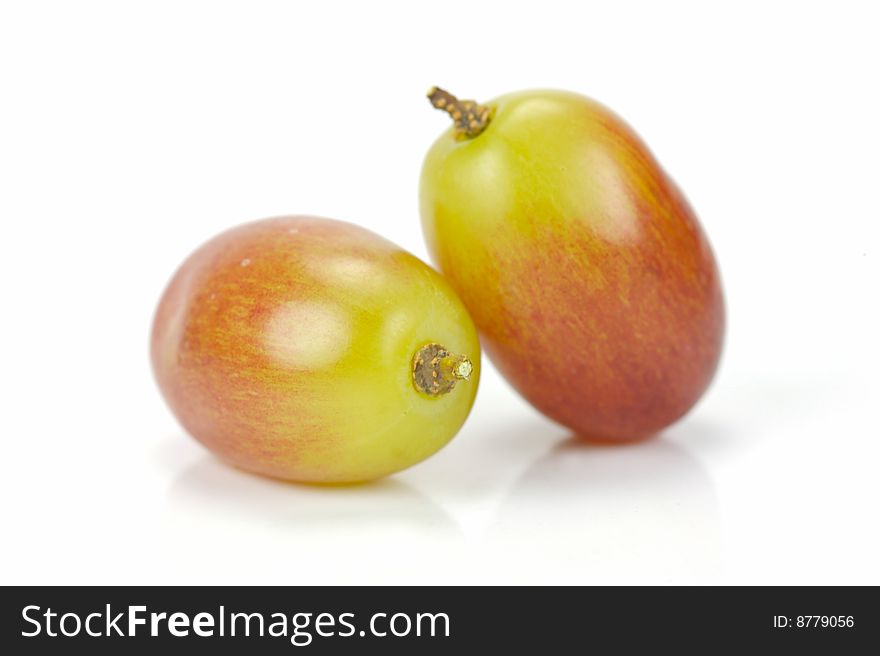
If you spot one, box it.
[427,87,491,138]
[412,343,473,397]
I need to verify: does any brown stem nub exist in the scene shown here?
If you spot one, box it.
[427,86,491,138]
[412,343,473,397]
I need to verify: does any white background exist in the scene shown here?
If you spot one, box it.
[1,1,878,585]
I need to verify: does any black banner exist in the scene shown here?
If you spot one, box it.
[1,586,876,653]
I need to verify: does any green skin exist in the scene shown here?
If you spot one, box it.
[420,90,724,441]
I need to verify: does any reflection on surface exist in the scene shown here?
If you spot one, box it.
[158,423,722,584]
[163,453,460,584]
[485,436,721,583]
